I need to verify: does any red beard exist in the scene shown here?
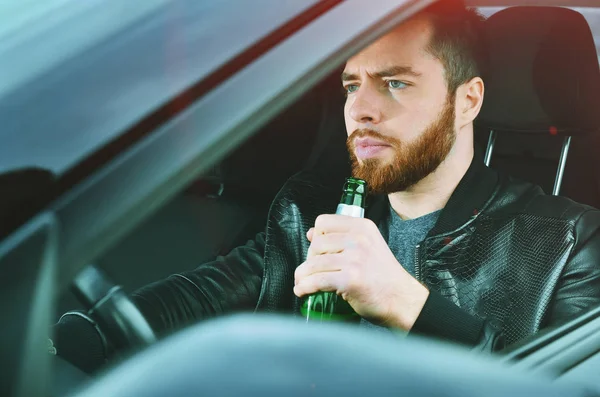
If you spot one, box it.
[347,97,457,195]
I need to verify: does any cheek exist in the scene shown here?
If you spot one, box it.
[389,98,441,139]
[414,107,438,129]
[344,102,355,134]
[387,106,430,140]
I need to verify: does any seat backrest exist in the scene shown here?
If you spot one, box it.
[477,6,600,207]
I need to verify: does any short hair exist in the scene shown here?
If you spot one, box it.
[420,0,487,94]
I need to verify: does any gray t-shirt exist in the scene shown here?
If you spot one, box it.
[360,205,441,331]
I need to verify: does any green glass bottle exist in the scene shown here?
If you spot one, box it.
[300,177,368,323]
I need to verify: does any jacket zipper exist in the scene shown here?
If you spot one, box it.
[415,244,421,282]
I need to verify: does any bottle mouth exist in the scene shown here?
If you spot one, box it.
[340,177,368,209]
[344,177,368,196]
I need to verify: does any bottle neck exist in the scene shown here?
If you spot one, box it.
[339,192,365,208]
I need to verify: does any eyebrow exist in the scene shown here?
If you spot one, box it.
[341,65,422,82]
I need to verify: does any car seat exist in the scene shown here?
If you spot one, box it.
[476,6,600,208]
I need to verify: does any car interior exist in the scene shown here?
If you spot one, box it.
[50,2,600,321]
[2,0,600,396]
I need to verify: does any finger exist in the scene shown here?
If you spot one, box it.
[295,253,344,283]
[313,214,375,236]
[313,214,356,235]
[293,271,342,297]
[307,233,349,258]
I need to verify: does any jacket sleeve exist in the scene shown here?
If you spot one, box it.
[408,290,505,353]
[544,209,600,327]
[131,231,266,336]
[52,232,266,373]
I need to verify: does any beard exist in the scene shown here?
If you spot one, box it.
[346,97,457,195]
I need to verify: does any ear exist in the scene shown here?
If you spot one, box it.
[456,77,484,129]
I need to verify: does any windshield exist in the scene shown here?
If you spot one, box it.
[0,0,71,39]
[0,0,319,177]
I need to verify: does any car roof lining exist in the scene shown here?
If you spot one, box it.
[468,0,600,7]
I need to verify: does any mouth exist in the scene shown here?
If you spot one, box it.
[354,138,392,160]
[354,137,391,148]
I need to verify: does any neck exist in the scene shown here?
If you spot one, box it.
[387,134,474,220]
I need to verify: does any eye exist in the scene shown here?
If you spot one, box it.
[387,80,408,90]
[344,84,359,94]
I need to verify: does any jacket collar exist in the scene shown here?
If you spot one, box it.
[365,150,499,237]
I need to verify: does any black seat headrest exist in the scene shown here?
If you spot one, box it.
[478,7,600,135]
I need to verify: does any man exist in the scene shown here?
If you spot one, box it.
[54,0,600,372]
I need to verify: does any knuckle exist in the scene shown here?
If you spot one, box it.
[364,218,377,231]
[317,274,328,289]
[315,214,327,228]
[346,270,359,293]
[352,233,367,249]
[346,236,359,252]
[358,232,368,244]
[347,265,359,284]
[308,240,321,256]
[307,255,321,268]
[294,265,305,279]
[315,254,327,268]
[337,271,350,293]
[338,275,352,296]
[313,230,325,244]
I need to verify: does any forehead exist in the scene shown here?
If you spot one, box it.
[344,15,437,75]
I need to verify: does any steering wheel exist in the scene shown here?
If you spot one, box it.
[50,266,156,396]
[71,265,156,352]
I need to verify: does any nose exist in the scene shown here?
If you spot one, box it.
[347,86,383,124]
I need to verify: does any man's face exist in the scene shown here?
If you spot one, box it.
[343,15,457,195]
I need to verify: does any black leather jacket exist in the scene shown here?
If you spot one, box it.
[126,153,600,353]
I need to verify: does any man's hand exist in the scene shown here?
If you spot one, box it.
[293,214,429,331]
